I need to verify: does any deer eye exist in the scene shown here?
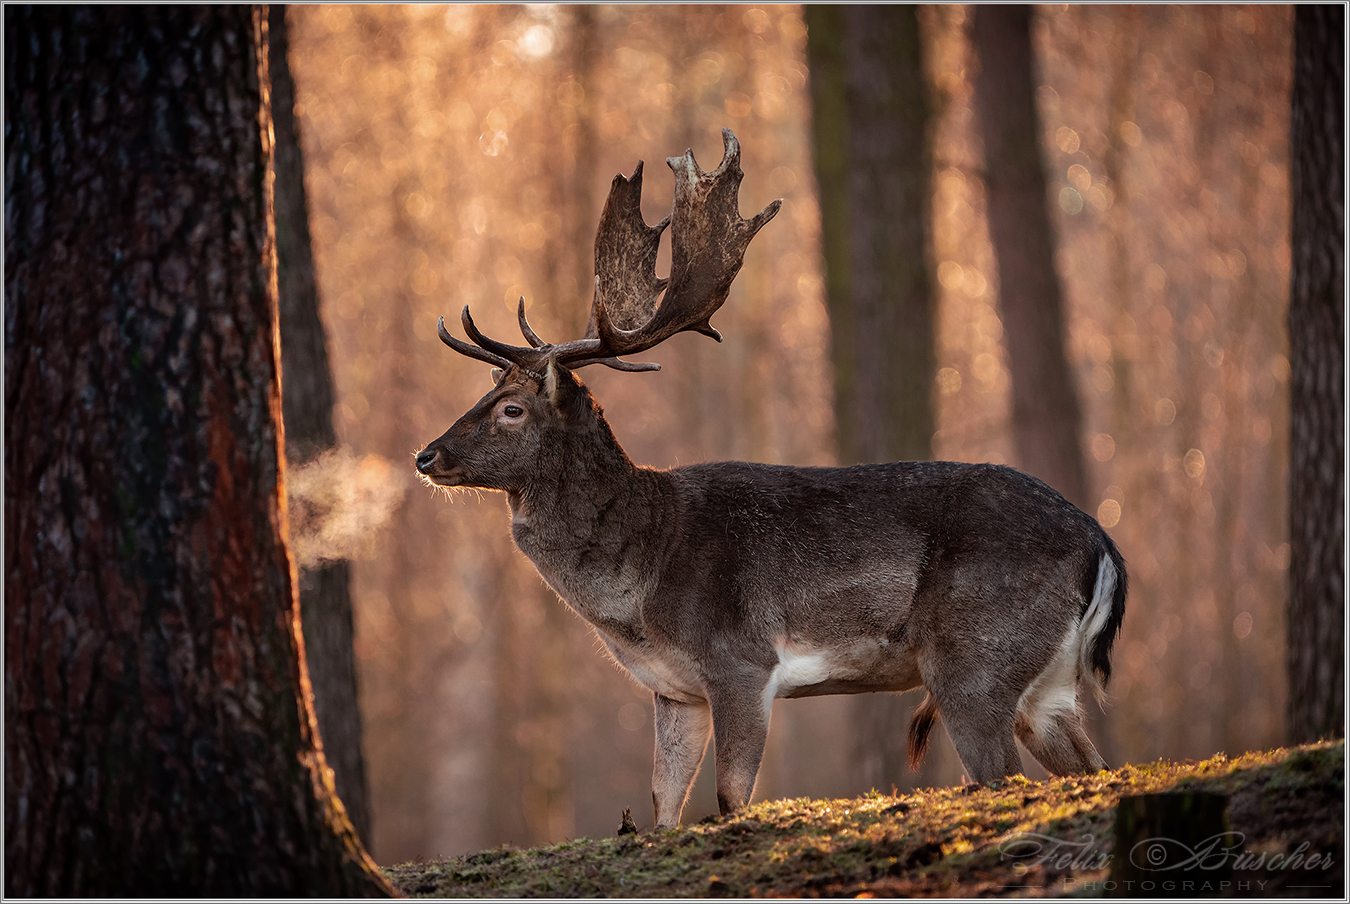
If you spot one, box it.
[502,404,524,418]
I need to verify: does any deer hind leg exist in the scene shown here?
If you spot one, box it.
[652,693,712,827]
[1012,626,1108,776]
[936,693,1024,784]
[1015,709,1107,776]
[919,648,1024,783]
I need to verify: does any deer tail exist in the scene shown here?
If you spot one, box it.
[1078,544,1128,707]
[907,693,940,772]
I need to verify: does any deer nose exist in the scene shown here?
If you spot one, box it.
[415,448,438,474]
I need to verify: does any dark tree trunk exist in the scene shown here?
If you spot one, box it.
[3,6,393,895]
[810,5,937,468]
[972,5,1089,510]
[842,5,936,468]
[808,4,939,793]
[1287,3,1344,744]
[806,5,856,457]
[269,3,373,847]
[272,4,338,461]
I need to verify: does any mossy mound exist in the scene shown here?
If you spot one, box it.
[387,740,1343,898]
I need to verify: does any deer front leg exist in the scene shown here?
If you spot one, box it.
[652,693,712,827]
[709,681,772,816]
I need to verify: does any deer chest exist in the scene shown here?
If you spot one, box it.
[596,631,706,705]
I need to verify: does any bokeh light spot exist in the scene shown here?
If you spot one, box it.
[1056,126,1080,153]
[518,25,554,59]
[517,222,546,251]
[618,703,647,732]
[1092,433,1116,462]
[1184,448,1206,480]
[1059,186,1084,214]
[725,92,753,118]
[1088,184,1114,211]
[937,260,965,291]
[937,367,962,395]
[1097,498,1121,528]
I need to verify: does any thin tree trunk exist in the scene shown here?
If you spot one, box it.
[972,5,1089,511]
[3,6,392,895]
[269,3,373,847]
[1287,3,1344,744]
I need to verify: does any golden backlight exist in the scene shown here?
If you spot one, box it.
[288,4,1293,862]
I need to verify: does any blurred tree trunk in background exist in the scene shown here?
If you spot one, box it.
[972,5,1089,511]
[808,4,938,793]
[809,5,936,467]
[1286,3,1344,744]
[270,4,373,846]
[3,6,392,895]
[806,6,854,449]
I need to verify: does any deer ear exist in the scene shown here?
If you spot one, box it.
[544,356,565,408]
[544,356,587,419]
[490,367,504,385]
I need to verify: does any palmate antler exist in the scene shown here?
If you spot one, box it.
[437,128,782,374]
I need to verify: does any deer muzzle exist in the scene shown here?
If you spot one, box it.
[414,444,468,487]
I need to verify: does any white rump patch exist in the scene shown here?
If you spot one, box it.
[1016,552,1118,737]
[1015,625,1080,740]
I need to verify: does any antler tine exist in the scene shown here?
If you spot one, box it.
[460,305,532,364]
[565,127,781,367]
[437,302,603,375]
[437,314,513,369]
[516,297,546,348]
[462,305,602,367]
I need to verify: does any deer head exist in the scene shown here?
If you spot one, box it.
[416,128,781,490]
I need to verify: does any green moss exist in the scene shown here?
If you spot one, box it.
[387,741,1344,898]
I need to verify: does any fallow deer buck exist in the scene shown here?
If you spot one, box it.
[416,129,1127,827]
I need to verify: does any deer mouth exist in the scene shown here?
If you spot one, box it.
[415,451,470,487]
[422,468,468,488]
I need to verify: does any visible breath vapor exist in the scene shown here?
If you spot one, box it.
[286,446,409,569]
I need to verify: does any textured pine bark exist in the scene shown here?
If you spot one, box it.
[972,5,1089,511]
[269,3,373,847]
[3,6,393,895]
[1287,4,1344,745]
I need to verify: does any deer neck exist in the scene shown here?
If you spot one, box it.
[507,428,671,636]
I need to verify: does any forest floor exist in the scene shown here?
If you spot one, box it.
[386,740,1343,898]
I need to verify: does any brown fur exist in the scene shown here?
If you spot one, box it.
[907,693,940,772]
